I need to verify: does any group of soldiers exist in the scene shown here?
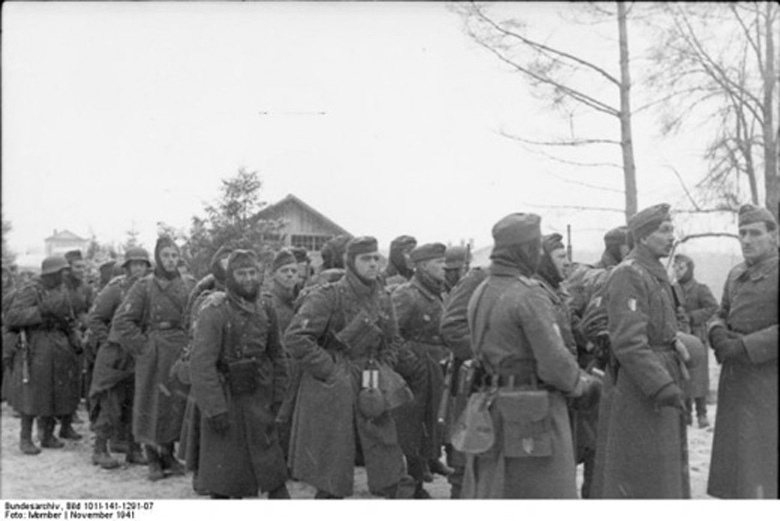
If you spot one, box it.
[1,201,777,500]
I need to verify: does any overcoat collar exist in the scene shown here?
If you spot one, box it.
[628,244,671,284]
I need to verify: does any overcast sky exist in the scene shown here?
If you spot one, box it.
[3,1,743,265]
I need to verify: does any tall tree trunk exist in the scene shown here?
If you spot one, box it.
[617,2,638,221]
[763,3,778,220]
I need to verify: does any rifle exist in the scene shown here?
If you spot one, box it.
[436,351,455,427]
[19,330,30,384]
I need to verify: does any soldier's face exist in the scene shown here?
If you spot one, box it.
[69,260,87,281]
[739,222,777,264]
[233,266,260,292]
[550,248,571,279]
[354,252,381,280]
[673,261,688,280]
[274,264,299,289]
[127,261,148,278]
[158,246,179,273]
[420,257,446,282]
[642,221,675,258]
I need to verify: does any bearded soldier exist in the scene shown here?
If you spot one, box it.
[190,250,290,499]
[285,236,416,499]
[707,204,778,499]
[391,242,453,498]
[594,203,690,499]
[87,247,151,468]
[112,236,194,481]
[6,256,81,454]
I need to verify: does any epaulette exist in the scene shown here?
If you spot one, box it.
[201,291,227,310]
[516,275,541,288]
[107,274,127,287]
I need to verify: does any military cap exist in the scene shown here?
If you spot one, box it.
[390,235,417,252]
[290,247,310,264]
[346,236,379,257]
[604,226,629,247]
[227,249,258,271]
[738,204,777,230]
[154,235,178,255]
[321,235,351,269]
[99,259,116,272]
[491,213,542,247]
[272,249,297,273]
[122,247,151,268]
[628,203,671,241]
[41,256,69,276]
[542,233,565,254]
[410,242,447,263]
[64,250,83,264]
[445,246,470,269]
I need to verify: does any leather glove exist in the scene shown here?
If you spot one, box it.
[709,326,739,350]
[714,336,748,364]
[208,413,230,435]
[653,383,685,410]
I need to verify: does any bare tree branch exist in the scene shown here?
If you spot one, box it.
[666,165,702,210]
[678,232,739,243]
[496,129,620,147]
[520,202,625,213]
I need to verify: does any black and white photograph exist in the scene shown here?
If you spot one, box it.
[1,0,777,514]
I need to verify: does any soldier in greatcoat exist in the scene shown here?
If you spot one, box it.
[462,213,597,499]
[593,203,690,499]
[284,236,416,499]
[672,254,718,428]
[5,256,82,454]
[87,247,151,469]
[707,204,778,499]
[190,250,290,499]
[439,265,487,498]
[383,235,417,289]
[391,242,454,498]
[111,236,194,481]
[443,246,471,293]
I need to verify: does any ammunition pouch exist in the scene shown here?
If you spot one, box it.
[335,312,383,357]
[225,359,258,396]
[494,389,552,458]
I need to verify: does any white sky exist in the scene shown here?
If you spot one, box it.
[2,1,743,264]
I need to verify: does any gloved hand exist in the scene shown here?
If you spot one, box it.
[714,336,748,364]
[653,383,685,410]
[208,413,230,435]
[572,373,602,411]
[709,326,739,350]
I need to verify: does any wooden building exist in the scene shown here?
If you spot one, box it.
[255,194,351,266]
[44,229,89,257]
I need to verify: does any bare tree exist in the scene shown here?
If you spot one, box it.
[645,2,779,219]
[453,2,639,219]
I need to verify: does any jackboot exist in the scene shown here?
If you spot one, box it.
[58,415,83,440]
[160,443,185,476]
[19,415,41,455]
[38,417,64,448]
[125,441,148,465]
[378,475,416,499]
[145,446,165,481]
[267,485,291,499]
[92,435,120,470]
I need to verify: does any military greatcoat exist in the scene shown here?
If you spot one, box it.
[462,263,584,499]
[707,250,778,499]
[391,273,448,467]
[677,277,718,398]
[111,273,193,446]
[284,269,408,498]
[593,244,690,499]
[5,280,81,416]
[190,291,289,497]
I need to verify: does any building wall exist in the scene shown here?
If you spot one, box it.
[45,239,88,257]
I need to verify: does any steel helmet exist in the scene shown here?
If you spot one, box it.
[121,247,151,268]
[41,256,69,276]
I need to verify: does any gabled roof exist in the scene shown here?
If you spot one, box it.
[255,194,351,237]
[44,229,87,242]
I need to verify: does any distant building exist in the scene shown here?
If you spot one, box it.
[44,229,89,257]
[255,194,351,267]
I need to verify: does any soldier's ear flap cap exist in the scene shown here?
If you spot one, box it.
[491,213,542,247]
[347,236,379,257]
[227,249,258,271]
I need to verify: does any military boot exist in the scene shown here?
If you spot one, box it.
[145,446,165,482]
[92,435,120,470]
[378,476,416,499]
[19,416,41,455]
[428,458,454,477]
[125,441,148,465]
[58,415,83,440]
[160,443,185,476]
[38,417,64,449]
